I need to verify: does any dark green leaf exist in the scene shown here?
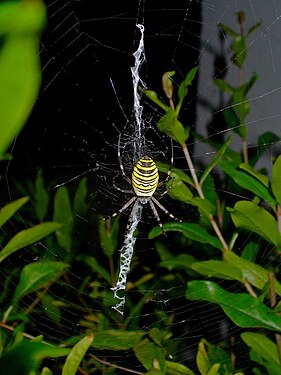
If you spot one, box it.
[241,241,259,261]
[62,333,94,375]
[191,260,242,281]
[156,162,193,186]
[92,330,145,350]
[272,155,281,205]
[166,176,193,203]
[160,253,197,271]
[53,187,73,251]
[0,222,62,263]
[34,170,49,221]
[228,201,281,247]
[149,222,223,250]
[239,163,269,187]
[222,107,240,132]
[98,218,119,257]
[41,294,61,324]
[176,67,198,114]
[0,0,46,158]
[154,240,173,261]
[201,175,218,205]
[192,197,216,217]
[76,254,111,284]
[157,109,189,145]
[13,261,68,303]
[134,338,166,372]
[186,280,281,332]
[0,196,29,228]
[73,177,88,217]
[162,71,175,99]
[144,90,168,111]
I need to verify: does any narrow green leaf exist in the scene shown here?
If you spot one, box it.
[76,254,111,284]
[157,109,189,145]
[162,71,175,99]
[246,22,262,37]
[220,160,276,209]
[41,294,61,324]
[186,280,281,332]
[53,187,73,251]
[272,155,281,205]
[0,222,62,263]
[160,253,196,271]
[144,90,168,111]
[191,260,242,281]
[98,218,119,257]
[232,35,247,67]
[134,338,166,372]
[239,163,269,187]
[92,330,145,350]
[201,175,218,205]
[0,0,46,158]
[156,162,193,186]
[229,201,281,247]
[214,79,234,94]
[62,333,94,375]
[34,170,49,221]
[192,197,216,217]
[241,332,280,366]
[217,23,238,37]
[176,67,198,114]
[197,340,211,375]
[13,261,68,303]
[149,222,223,250]
[166,361,196,375]
[0,196,29,228]
[41,368,53,375]
[73,177,88,217]
[200,136,232,185]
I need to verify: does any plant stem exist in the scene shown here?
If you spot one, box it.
[182,143,230,251]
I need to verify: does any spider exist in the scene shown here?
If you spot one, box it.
[105,138,181,233]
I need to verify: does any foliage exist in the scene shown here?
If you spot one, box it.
[0,4,281,375]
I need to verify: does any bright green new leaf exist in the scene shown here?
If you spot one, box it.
[186,280,281,332]
[220,160,276,209]
[200,136,232,185]
[239,163,269,187]
[76,254,111,284]
[241,332,280,367]
[134,338,166,373]
[229,201,281,247]
[149,222,223,250]
[0,222,62,263]
[272,155,281,205]
[0,196,29,228]
[62,333,94,375]
[214,79,234,94]
[34,170,49,221]
[157,109,189,145]
[53,187,73,251]
[232,35,247,67]
[162,71,175,99]
[144,90,168,111]
[0,0,46,158]
[92,330,145,350]
[197,340,212,375]
[41,368,53,375]
[13,261,68,303]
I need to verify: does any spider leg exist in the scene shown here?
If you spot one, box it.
[118,133,131,184]
[149,199,166,235]
[113,174,133,194]
[151,196,182,222]
[157,177,175,199]
[103,196,136,220]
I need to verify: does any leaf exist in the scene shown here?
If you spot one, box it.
[220,160,276,209]
[214,79,234,94]
[41,294,61,324]
[186,280,281,332]
[13,261,68,303]
[217,23,238,37]
[239,163,269,187]
[241,332,280,367]
[160,253,197,271]
[92,330,145,350]
[162,71,175,99]
[73,177,88,217]
[232,35,247,67]
[191,260,242,281]
[200,136,232,185]
[98,218,119,257]
[0,196,29,228]
[166,361,196,375]
[166,176,193,203]
[62,333,94,375]
[156,162,193,186]
[34,170,49,221]
[0,0,46,158]
[272,155,281,205]
[76,254,111,284]
[144,90,168,111]
[228,201,281,247]
[149,222,223,250]
[41,368,53,375]
[157,109,189,145]
[176,67,198,114]
[0,222,62,263]
[53,187,73,251]
[134,338,166,372]
[246,22,262,37]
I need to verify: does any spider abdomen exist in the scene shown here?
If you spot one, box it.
[132,156,159,197]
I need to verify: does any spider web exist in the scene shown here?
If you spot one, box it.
[2,0,281,372]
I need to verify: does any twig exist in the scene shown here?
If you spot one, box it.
[243,278,257,298]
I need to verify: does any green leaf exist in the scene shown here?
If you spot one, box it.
[0,340,69,375]
[160,253,197,271]
[220,160,276,209]
[156,162,193,186]
[62,333,94,375]
[0,222,62,263]
[166,176,193,203]
[176,67,198,114]
[186,280,281,332]
[0,0,46,159]
[201,175,218,205]
[272,155,281,205]
[232,35,247,67]
[228,201,281,247]
[222,107,240,132]
[246,22,262,37]
[0,196,29,228]
[13,261,68,303]
[191,260,242,281]
[166,361,196,375]
[98,218,119,257]
[157,109,189,145]
[162,71,175,99]
[53,187,73,251]
[41,368,53,375]
[200,136,232,185]
[76,254,111,284]
[250,349,281,375]
[92,330,145,350]
[34,170,49,221]
[41,294,61,324]
[144,90,168,111]
[241,332,280,367]
[214,79,234,94]
[73,177,88,217]
[239,163,269,187]
[134,338,166,372]
[192,197,216,217]
[149,222,223,250]
[217,23,238,37]
[196,340,212,375]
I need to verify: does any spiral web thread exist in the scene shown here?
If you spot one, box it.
[111,25,146,314]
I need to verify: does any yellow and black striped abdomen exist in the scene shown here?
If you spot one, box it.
[132,156,159,197]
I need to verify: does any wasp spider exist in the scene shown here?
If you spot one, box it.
[105,150,181,233]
